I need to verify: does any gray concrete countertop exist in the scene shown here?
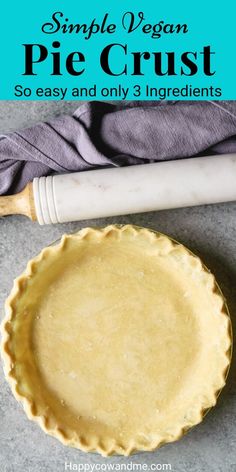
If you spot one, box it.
[0,102,235,472]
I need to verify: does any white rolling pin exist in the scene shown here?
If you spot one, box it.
[1,153,236,225]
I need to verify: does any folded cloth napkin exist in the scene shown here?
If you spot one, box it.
[1,100,236,195]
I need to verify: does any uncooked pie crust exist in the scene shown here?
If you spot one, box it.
[1,225,232,456]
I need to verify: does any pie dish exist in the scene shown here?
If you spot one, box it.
[1,225,232,456]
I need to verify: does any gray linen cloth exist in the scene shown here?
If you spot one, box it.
[1,100,236,195]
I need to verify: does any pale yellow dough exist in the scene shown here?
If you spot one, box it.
[1,225,232,456]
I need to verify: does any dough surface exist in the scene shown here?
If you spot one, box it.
[1,225,232,456]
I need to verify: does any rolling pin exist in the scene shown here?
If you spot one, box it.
[1,153,236,225]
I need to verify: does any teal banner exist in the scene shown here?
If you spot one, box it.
[0,0,235,100]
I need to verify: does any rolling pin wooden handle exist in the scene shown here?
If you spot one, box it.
[0,183,37,221]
